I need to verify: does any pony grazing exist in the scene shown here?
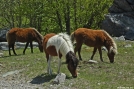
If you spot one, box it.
[71,28,117,63]
[6,28,43,56]
[43,33,79,78]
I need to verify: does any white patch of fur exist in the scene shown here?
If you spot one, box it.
[46,33,74,56]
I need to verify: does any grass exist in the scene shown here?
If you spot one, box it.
[0,40,134,89]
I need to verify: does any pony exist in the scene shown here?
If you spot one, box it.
[71,28,117,63]
[43,33,79,78]
[6,28,43,56]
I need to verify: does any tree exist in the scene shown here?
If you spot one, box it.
[0,0,113,34]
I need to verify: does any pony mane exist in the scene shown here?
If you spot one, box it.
[58,33,74,52]
[103,30,117,54]
[32,28,43,40]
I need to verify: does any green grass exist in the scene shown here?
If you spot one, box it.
[0,40,134,89]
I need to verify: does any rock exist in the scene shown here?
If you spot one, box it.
[102,0,134,40]
[2,70,24,77]
[109,0,134,13]
[0,42,8,50]
[0,28,9,42]
[88,60,98,64]
[0,52,4,57]
[117,36,125,41]
[53,73,66,84]
[124,44,132,47]
[0,42,39,50]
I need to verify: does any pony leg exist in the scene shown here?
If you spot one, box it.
[90,47,97,60]
[75,43,83,60]
[8,45,11,56]
[47,55,52,75]
[57,57,61,74]
[98,47,103,62]
[30,42,33,53]
[12,44,17,55]
[23,42,29,54]
[78,45,82,60]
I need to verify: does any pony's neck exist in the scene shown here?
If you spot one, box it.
[104,45,110,52]
[60,41,72,56]
[104,43,117,54]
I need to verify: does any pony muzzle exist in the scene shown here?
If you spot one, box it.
[72,74,77,78]
[71,70,77,78]
[110,60,114,63]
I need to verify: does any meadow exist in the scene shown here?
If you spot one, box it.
[0,39,134,89]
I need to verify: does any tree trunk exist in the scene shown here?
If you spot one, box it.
[64,3,70,35]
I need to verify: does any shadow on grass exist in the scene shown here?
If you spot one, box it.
[30,73,56,84]
[30,73,73,84]
[1,54,24,58]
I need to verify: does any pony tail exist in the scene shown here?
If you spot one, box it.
[70,32,75,44]
[6,31,9,44]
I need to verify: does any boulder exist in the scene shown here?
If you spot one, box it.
[102,0,134,40]
[53,73,66,84]
[0,28,9,42]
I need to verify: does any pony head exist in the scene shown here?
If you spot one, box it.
[66,51,79,78]
[107,46,117,63]
[38,41,43,52]
[33,28,44,52]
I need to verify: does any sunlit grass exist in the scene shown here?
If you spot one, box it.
[0,40,134,89]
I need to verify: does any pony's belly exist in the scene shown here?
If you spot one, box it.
[84,41,103,47]
[16,37,28,42]
[46,46,58,56]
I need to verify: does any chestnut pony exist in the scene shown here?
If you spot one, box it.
[6,28,43,56]
[71,28,117,63]
[43,33,79,78]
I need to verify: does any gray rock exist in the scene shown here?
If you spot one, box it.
[88,60,98,64]
[109,0,134,13]
[0,28,9,42]
[53,73,66,84]
[2,70,24,77]
[102,0,134,40]
[0,53,4,57]
[0,42,38,50]
[124,44,132,47]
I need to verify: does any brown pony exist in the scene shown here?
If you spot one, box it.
[43,33,79,78]
[6,28,43,56]
[71,28,117,63]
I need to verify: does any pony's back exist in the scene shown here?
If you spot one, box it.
[71,28,116,48]
[46,33,74,56]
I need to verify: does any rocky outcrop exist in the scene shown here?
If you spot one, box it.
[0,28,9,42]
[102,0,134,40]
[0,42,39,50]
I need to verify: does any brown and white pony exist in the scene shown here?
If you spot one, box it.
[71,28,117,63]
[6,28,43,56]
[43,33,79,78]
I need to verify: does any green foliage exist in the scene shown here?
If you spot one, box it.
[0,0,113,33]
